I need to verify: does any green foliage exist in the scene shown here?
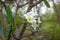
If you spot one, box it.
[45,25,60,40]
[5,5,14,40]
[41,12,60,40]
[42,13,56,27]
[52,27,60,40]
[43,0,50,8]
[5,5,14,24]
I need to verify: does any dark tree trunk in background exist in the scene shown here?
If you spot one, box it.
[52,0,60,24]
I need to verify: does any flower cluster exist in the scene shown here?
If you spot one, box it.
[24,12,41,30]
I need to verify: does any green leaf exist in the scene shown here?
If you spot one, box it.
[5,5,13,24]
[5,5,14,40]
[43,0,50,8]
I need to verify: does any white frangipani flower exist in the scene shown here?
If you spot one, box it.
[27,16,36,23]
[24,12,37,23]
[24,14,36,23]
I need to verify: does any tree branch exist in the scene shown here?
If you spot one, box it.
[17,19,27,40]
[13,20,27,40]
[0,0,6,8]
[21,31,35,38]
[21,30,42,38]
[11,32,19,40]
[18,0,43,8]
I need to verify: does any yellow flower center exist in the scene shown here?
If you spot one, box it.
[27,16,34,23]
